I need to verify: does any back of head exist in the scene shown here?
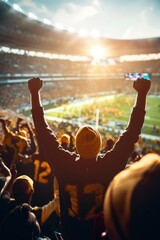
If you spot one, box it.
[75,125,102,159]
[0,203,40,240]
[60,134,70,144]
[105,138,114,151]
[104,153,160,240]
[60,133,70,149]
[12,175,34,203]
[19,129,28,138]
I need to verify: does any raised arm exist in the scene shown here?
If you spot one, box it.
[133,77,151,110]
[0,158,11,193]
[103,77,151,174]
[0,164,17,198]
[28,77,43,109]
[0,118,9,135]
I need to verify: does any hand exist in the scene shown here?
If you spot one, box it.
[133,78,151,95]
[28,77,43,94]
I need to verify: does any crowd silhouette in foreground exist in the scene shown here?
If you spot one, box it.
[0,76,160,240]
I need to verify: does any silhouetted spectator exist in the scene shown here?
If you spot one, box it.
[0,203,42,240]
[0,169,58,232]
[104,153,160,240]
[0,118,28,168]
[28,77,150,240]
[101,137,115,154]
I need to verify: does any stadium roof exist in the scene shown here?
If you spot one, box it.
[0,1,160,57]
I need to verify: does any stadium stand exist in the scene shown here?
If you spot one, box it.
[1,1,160,56]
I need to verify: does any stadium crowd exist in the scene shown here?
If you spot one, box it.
[0,78,123,112]
[0,52,160,116]
[0,76,160,240]
[1,52,160,76]
[0,77,159,113]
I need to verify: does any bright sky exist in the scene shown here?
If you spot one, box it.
[8,0,160,39]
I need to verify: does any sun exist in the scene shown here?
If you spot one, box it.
[91,45,107,59]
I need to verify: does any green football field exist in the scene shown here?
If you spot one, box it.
[45,94,160,137]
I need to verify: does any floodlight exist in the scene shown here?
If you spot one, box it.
[67,27,75,33]
[43,18,51,25]
[28,12,38,20]
[78,29,88,37]
[54,23,64,31]
[91,45,106,59]
[13,4,23,12]
[90,30,100,38]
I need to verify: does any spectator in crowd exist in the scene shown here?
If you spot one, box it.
[0,118,28,168]
[0,162,58,235]
[101,137,115,154]
[8,118,54,208]
[0,117,37,168]
[16,118,37,155]
[59,133,70,150]
[58,132,75,152]
[103,153,160,240]
[28,77,150,240]
[0,203,42,240]
[16,151,54,207]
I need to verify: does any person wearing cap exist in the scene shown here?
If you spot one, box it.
[59,134,70,149]
[0,170,58,232]
[103,153,160,240]
[28,77,150,240]
[59,131,75,152]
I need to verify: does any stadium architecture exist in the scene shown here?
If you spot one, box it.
[0,0,160,82]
